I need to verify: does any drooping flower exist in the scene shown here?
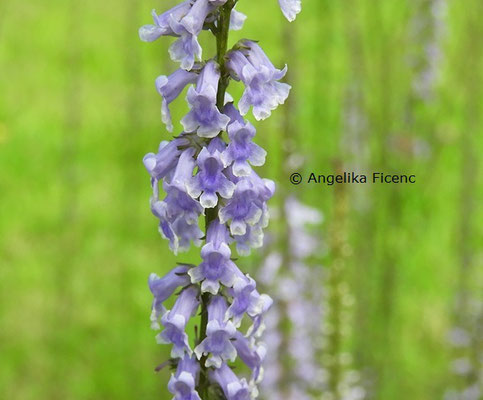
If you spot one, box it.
[149,264,191,330]
[278,0,302,22]
[226,273,273,328]
[143,137,189,181]
[226,41,291,120]
[155,69,198,132]
[219,171,274,237]
[188,220,238,294]
[194,295,237,368]
[181,61,231,137]
[138,2,192,42]
[157,286,200,358]
[168,0,214,70]
[168,354,202,400]
[221,104,266,177]
[233,331,267,383]
[151,148,203,254]
[210,363,253,400]
[140,0,299,396]
[187,138,235,208]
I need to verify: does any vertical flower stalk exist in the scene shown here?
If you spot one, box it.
[258,195,326,400]
[257,20,325,400]
[139,0,303,398]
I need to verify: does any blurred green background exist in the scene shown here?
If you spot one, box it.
[0,0,482,399]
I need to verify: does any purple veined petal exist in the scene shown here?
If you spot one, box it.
[143,137,190,181]
[168,354,202,400]
[187,146,235,208]
[180,0,212,35]
[233,331,267,383]
[181,61,230,137]
[223,102,245,125]
[159,286,200,358]
[194,296,237,368]
[227,43,291,120]
[188,222,238,294]
[233,223,265,256]
[169,33,203,71]
[222,120,266,176]
[139,24,165,42]
[155,70,198,132]
[148,264,191,329]
[278,0,302,22]
[171,216,204,253]
[225,275,258,327]
[139,2,192,41]
[210,364,252,400]
[241,41,287,79]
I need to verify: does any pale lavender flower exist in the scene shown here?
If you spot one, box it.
[230,8,247,31]
[233,223,265,256]
[210,363,253,400]
[139,2,192,42]
[286,196,323,258]
[226,273,273,328]
[188,220,238,294]
[158,286,200,358]
[222,110,267,176]
[233,331,267,382]
[219,171,274,237]
[141,0,292,395]
[226,41,291,120]
[181,61,230,137]
[149,264,191,330]
[194,296,237,368]
[187,138,235,208]
[151,148,203,254]
[155,69,198,132]
[168,0,216,70]
[278,0,302,22]
[168,354,202,400]
[143,137,189,181]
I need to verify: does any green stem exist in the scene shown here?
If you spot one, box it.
[215,0,235,110]
[196,3,234,398]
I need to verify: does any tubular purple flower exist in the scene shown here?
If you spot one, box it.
[219,179,263,236]
[143,137,189,181]
[187,140,235,208]
[141,0,296,395]
[188,220,239,294]
[154,148,203,253]
[168,354,202,400]
[210,363,253,400]
[168,0,217,70]
[233,222,265,256]
[222,117,267,177]
[194,295,237,368]
[149,264,191,330]
[278,0,302,22]
[181,61,230,137]
[158,286,200,358]
[219,172,274,237]
[139,2,192,42]
[233,331,267,383]
[226,274,273,328]
[155,70,198,132]
[226,43,291,120]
